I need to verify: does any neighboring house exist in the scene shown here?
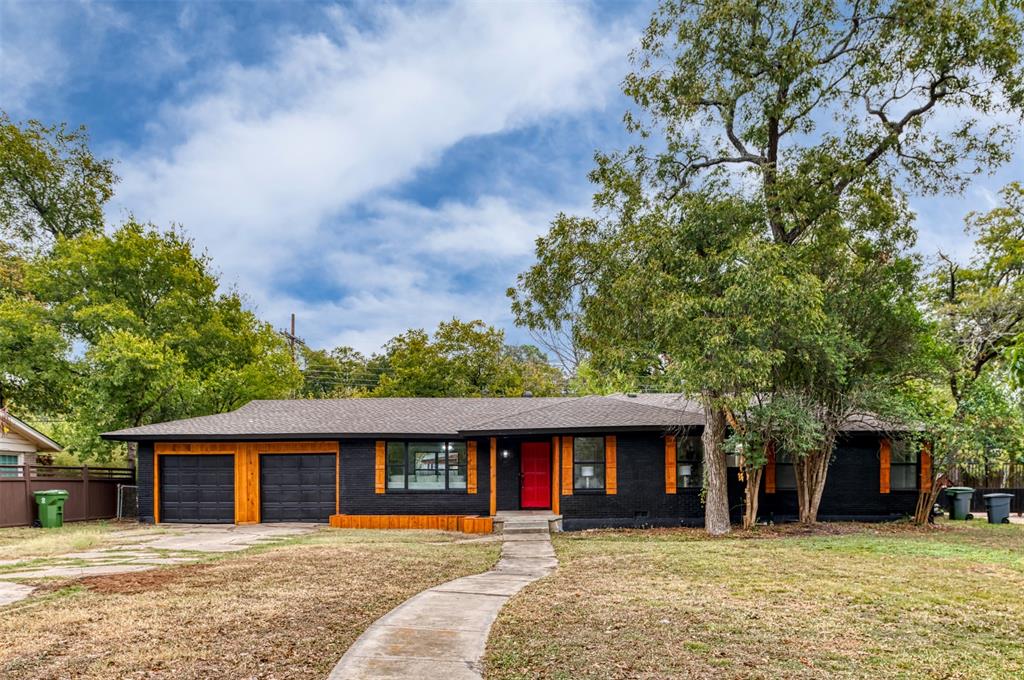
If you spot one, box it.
[101,394,928,530]
[0,412,62,477]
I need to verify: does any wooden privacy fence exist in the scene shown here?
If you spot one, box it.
[0,465,135,528]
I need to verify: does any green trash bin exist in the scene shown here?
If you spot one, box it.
[983,493,1014,524]
[34,489,70,528]
[945,487,975,521]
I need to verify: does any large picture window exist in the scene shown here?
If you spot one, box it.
[891,441,918,490]
[386,441,467,491]
[573,436,605,491]
[776,451,797,490]
[677,436,702,488]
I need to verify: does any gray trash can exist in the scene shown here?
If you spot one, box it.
[945,487,975,520]
[983,493,1014,524]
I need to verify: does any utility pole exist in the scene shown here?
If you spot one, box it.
[281,313,300,364]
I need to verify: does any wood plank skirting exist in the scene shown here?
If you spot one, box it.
[329,514,493,534]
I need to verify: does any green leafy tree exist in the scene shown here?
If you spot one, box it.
[0,113,117,247]
[372,319,563,397]
[27,221,300,461]
[512,0,1023,533]
[0,296,70,413]
[901,183,1024,522]
[299,346,376,398]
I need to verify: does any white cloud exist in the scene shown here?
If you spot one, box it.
[112,1,632,352]
[1,1,127,112]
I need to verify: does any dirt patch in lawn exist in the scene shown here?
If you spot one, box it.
[78,563,207,595]
[0,529,499,679]
[486,522,1024,679]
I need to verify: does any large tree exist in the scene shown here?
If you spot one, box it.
[904,182,1024,523]
[513,0,1024,533]
[0,113,116,247]
[371,319,564,398]
[27,221,301,461]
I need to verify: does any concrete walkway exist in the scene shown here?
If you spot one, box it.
[328,522,557,680]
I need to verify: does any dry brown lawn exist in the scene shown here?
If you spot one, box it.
[0,529,498,679]
[485,520,1024,680]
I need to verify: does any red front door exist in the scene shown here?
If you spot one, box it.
[520,442,551,509]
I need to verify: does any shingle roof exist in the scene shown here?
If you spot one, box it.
[460,395,703,434]
[101,393,889,441]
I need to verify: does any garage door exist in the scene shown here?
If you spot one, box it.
[159,455,235,523]
[260,453,336,522]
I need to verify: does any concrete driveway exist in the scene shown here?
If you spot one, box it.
[0,523,317,606]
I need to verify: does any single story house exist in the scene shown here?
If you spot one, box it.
[1,412,63,476]
[101,394,927,530]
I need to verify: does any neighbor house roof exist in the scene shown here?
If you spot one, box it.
[100,393,891,441]
[1,412,63,452]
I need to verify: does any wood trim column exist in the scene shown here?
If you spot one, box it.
[920,441,933,492]
[551,436,560,515]
[880,438,891,494]
[561,436,573,496]
[765,442,776,494]
[605,435,617,495]
[375,441,386,494]
[336,446,341,515]
[489,437,497,516]
[664,435,677,494]
[467,440,478,494]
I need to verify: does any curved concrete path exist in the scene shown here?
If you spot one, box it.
[328,529,556,680]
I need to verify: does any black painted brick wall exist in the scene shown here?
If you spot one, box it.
[760,434,918,521]
[339,438,491,516]
[137,441,155,523]
[561,433,704,529]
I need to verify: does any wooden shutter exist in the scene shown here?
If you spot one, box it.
[551,436,560,514]
[489,437,497,516]
[664,436,677,494]
[467,440,478,494]
[920,442,933,492]
[879,438,891,494]
[765,442,776,494]
[561,437,574,496]
[605,435,617,495]
[375,440,386,494]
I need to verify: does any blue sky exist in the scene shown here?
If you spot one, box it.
[2,0,1020,355]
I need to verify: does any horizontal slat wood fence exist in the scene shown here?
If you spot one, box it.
[0,465,134,528]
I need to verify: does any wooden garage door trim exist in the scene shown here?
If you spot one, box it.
[154,441,340,524]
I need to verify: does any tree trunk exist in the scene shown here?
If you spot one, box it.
[794,444,832,523]
[742,466,763,530]
[703,405,731,535]
[914,473,947,525]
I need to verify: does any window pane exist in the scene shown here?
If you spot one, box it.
[678,436,702,462]
[408,442,446,490]
[891,440,917,464]
[574,463,605,490]
[573,437,604,463]
[891,464,917,490]
[447,442,467,490]
[386,442,406,489]
[776,462,797,490]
